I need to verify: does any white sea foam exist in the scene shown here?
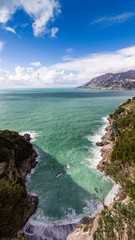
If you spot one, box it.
[86,116,109,169]
[83,184,121,218]
[90,202,104,218]
[19,131,40,182]
[24,219,78,240]
[83,198,101,217]
[104,183,121,206]
[23,183,120,240]
[19,131,38,142]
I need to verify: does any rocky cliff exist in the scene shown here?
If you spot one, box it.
[78,70,135,90]
[0,130,38,239]
[67,97,135,240]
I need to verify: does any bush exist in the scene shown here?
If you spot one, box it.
[0,180,29,238]
[0,130,33,167]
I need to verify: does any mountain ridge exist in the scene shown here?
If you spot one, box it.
[78,70,135,90]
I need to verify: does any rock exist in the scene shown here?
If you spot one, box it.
[96,142,103,147]
[24,194,39,224]
[0,162,8,176]
[97,160,106,172]
[0,130,39,238]
[23,133,31,142]
[66,163,71,169]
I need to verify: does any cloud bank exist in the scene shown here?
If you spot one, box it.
[0,0,60,37]
[1,46,135,88]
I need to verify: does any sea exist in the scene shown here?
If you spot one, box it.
[0,88,134,240]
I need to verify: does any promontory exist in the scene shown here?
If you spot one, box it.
[0,130,38,239]
[78,70,135,90]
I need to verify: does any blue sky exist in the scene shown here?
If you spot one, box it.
[0,0,135,88]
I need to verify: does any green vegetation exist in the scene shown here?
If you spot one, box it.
[0,130,37,239]
[1,237,26,240]
[0,130,33,167]
[95,201,135,240]
[95,98,135,239]
[105,98,135,198]
[0,180,30,238]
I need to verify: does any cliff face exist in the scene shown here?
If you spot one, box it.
[78,70,135,90]
[67,97,135,240]
[0,130,38,239]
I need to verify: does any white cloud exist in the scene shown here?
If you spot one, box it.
[0,1,17,23]
[1,45,135,88]
[3,26,16,34]
[50,27,59,37]
[92,12,135,26]
[0,0,61,37]
[0,41,4,52]
[30,61,41,67]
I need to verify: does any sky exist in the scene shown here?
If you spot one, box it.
[0,0,135,88]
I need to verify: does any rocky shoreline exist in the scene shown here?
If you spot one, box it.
[67,117,121,240]
[0,130,39,239]
[96,117,114,172]
[23,116,123,240]
[23,121,115,240]
[68,98,135,239]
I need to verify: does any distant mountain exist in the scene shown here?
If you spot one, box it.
[78,70,135,90]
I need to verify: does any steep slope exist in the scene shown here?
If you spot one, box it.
[67,97,135,240]
[78,70,135,90]
[0,130,38,239]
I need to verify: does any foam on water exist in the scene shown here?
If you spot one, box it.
[84,184,121,219]
[104,183,121,206]
[24,220,78,240]
[86,116,109,169]
[20,131,38,142]
[20,131,40,182]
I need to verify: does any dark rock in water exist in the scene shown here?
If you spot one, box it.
[96,142,103,147]
[24,221,78,240]
[24,133,31,142]
[97,160,106,172]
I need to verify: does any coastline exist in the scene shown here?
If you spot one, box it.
[23,117,120,240]
[67,116,121,240]
[67,97,135,239]
[0,131,39,239]
[96,117,114,172]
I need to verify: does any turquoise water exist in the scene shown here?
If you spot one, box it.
[0,88,134,223]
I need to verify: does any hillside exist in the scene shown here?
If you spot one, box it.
[78,70,135,90]
[0,130,38,239]
[67,97,135,240]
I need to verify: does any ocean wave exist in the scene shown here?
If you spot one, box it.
[19,130,38,142]
[23,220,78,240]
[23,199,104,240]
[86,116,109,169]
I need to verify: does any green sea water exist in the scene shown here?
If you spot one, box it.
[0,88,134,223]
